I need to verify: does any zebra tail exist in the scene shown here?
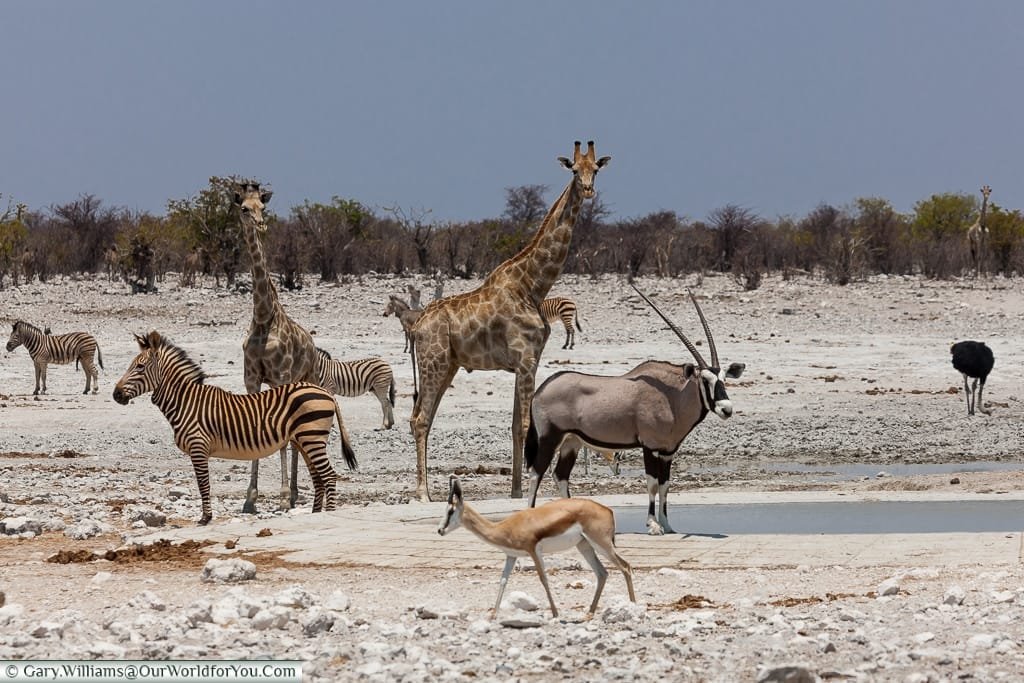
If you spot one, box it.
[575,314,582,332]
[388,377,396,408]
[97,345,104,369]
[333,398,358,471]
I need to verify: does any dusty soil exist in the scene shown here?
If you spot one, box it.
[1,272,1023,680]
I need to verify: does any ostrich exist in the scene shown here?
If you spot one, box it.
[950,340,995,416]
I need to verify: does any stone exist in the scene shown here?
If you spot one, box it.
[130,590,166,612]
[128,508,167,527]
[184,601,213,627]
[302,610,335,636]
[91,572,112,584]
[756,665,819,682]
[274,586,317,609]
[31,621,65,638]
[64,519,113,540]
[252,607,292,631]
[502,591,539,612]
[201,558,256,584]
[499,613,545,629]
[601,597,647,624]
[167,487,189,501]
[324,590,350,613]
[1,516,42,535]
[942,585,966,606]
[876,578,900,597]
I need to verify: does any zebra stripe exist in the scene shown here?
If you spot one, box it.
[540,297,582,350]
[6,320,103,395]
[316,348,396,429]
[113,331,357,525]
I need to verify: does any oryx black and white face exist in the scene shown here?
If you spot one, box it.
[698,363,746,419]
[437,477,464,536]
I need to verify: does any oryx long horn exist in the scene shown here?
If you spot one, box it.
[631,283,707,369]
[687,289,719,368]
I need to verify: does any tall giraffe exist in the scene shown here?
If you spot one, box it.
[235,182,320,513]
[967,185,992,278]
[409,141,610,501]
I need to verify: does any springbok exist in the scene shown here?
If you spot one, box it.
[437,477,635,619]
[525,285,745,535]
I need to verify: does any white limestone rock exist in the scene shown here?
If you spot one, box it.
[301,609,335,636]
[129,590,166,612]
[167,487,190,501]
[127,507,166,527]
[499,612,546,629]
[30,621,65,639]
[274,585,317,609]
[601,597,647,624]
[64,519,113,540]
[0,603,25,626]
[1,516,42,535]
[876,578,901,597]
[91,571,112,585]
[251,606,292,631]
[201,558,256,583]
[943,585,966,606]
[324,590,350,613]
[501,591,539,612]
[183,600,213,627]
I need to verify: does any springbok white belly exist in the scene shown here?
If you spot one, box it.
[512,520,585,557]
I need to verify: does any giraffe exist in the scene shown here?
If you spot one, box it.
[235,182,320,513]
[967,185,991,278]
[409,141,610,501]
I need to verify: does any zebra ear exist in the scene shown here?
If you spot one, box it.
[134,333,149,349]
[146,330,163,348]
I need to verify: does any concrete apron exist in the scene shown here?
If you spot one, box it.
[127,491,1024,569]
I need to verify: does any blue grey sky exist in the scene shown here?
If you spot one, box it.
[2,2,1021,223]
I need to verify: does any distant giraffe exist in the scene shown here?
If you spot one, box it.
[409,141,610,501]
[235,182,322,513]
[967,185,991,278]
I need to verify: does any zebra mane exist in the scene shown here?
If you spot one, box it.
[13,320,40,334]
[316,347,332,360]
[144,332,207,385]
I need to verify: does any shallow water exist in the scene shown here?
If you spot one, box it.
[614,500,1024,535]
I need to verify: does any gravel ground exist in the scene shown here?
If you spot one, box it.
[1,272,1023,681]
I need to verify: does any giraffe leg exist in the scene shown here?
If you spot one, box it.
[512,368,537,499]
[242,373,263,514]
[410,362,457,502]
[244,459,260,514]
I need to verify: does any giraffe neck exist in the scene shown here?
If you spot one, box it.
[489,176,583,305]
[240,216,280,325]
[980,194,989,229]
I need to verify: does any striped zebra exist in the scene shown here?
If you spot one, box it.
[315,348,396,430]
[112,331,357,525]
[6,320,104,395]
[540,297,583,350]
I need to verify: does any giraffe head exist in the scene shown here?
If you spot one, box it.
[233,182,273,235]
[557,141,610,199]
[981,185,992,200]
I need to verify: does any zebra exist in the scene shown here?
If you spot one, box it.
[383,295,422,352]
[315,347,396,430]
[6,320,103,395]
[112,331,357,525]
[540,297,583,350]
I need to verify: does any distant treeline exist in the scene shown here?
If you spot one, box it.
[1,177,1021,292]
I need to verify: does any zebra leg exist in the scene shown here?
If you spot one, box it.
[295,445,325,512]
[289,446,300,509]
[80,354,92,394]
[277,446,291,511]
[32,361,46,395]
[189,451,213,525]
[375,386,394,430]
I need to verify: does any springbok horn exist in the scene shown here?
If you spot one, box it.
[573,140,582,162]
[586,140,596,160]
[687,289,719,368]
[631,283,707,370]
